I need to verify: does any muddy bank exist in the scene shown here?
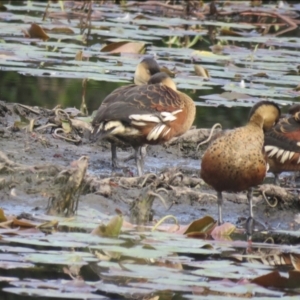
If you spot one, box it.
[0,101,299,231]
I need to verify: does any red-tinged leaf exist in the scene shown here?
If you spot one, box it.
[252,270,300,289]
[183,216,216,236]
[101,41,145,54]
[12,218,39,228]
[211,222,236,237]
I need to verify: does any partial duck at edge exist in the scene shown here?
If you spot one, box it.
[265,104,300,185]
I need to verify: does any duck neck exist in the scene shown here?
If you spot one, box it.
[248,113,264,129]
[178,91,196,129]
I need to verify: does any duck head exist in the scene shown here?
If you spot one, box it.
[248,101,281,131]
[134,57,160,85]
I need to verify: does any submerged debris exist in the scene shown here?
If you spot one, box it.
[47,156,89,216]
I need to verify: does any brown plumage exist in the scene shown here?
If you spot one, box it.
[201,101,281,225]
[265,104,300,184]
[91,57,161,169]
[91,72,196,176]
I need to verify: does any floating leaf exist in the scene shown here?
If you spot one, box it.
[101,41,145,54]
[91,215,123,238]
[2,288,105,299]
[211,222,236,237]
[183,216,216,236]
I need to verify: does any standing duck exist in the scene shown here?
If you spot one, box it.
[91,72,196,176]
[91,57,161,168]
[265,104,300,185]
[200,101,281,225]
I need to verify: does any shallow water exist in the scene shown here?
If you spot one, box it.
[0,70,253,128]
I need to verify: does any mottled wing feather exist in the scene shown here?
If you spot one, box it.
[101,84,136,105]
[92,83,181,126]
[124,84,182,112]
[265,115,300,152]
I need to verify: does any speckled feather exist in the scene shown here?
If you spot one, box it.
[201,101,281,193]
[201,123,267,192]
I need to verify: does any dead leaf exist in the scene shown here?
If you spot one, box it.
[183,216,216,236]
[36,220,59,230]
[252,270,300,289]
[194,65,210,78]
[0,208,7,222]
[252,72,268,78]
[75,51,83,61]
[61,121,72,134]
[24,23,49,41]
[220,28,243,37]
[48,27,74,34]
[12,218,39,228]
[211,222,236,237]
[101,41,145,54]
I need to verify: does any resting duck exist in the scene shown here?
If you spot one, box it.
[91,57,161,169]
[201,101,281,225]
[91,72,196,176]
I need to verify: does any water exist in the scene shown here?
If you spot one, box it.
[0,70,253,129]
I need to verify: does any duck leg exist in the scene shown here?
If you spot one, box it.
[246,187,255,240]
[134,146,147,176]
[247,188,254,219]
[217,191,223,225]
[274,174,280,186]
[111,143,118,168]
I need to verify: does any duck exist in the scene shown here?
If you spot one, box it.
[200,101,281,225]
[264,104,300,185]
[91,57,161,169]
[91,72,196,176]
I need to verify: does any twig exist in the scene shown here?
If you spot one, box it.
[125,1,183,11]
[240,10,297,36]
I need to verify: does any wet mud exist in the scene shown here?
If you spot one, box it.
[0,102,299,231]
